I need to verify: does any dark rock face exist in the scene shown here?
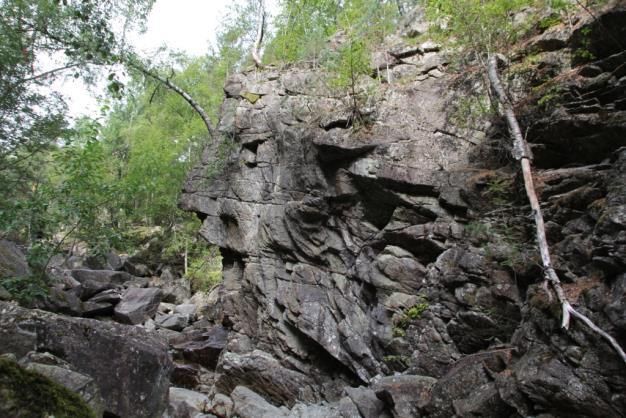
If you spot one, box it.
[0,301,172,418]
[114,287,162,324]
[179,5,626,417]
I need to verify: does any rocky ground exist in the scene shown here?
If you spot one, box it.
[1,2,626,418]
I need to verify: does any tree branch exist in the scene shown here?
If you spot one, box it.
[487,54,626,364]
[126,60,216,139]
[252,0,266,68]
[13,63,81,86]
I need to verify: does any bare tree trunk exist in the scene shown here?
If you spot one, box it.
[487,54,626,364]
[127,61,217,139]
[252,0,266,68]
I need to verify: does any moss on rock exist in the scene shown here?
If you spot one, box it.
[0,358,95,418]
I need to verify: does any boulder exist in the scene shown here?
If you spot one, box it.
[123,260,150,277]
[209,393,234,417]
[171,363,201,389]
[215,350,319,406]
[175,303,198,320]
[373,375,437,418]
[47,287,83,316]
[114,287,162,325]
[155,313,190,331]
[0,301,172,418]
[166,387,211,418]
[70,269,133,300]
[159,268,191,304]
[172,326,229,369]
[344,386,389,418]
[0,239,30,279]
[230,386,289,418]
[25,362,104,417]
[81,301,114,318]
[0,357,96,418]
[87,289,122,305]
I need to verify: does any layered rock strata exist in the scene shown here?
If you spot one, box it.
[180,4,626,417]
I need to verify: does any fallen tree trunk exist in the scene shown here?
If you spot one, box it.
[486,54,626,364]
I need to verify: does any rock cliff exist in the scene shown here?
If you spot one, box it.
[180,3,626,417]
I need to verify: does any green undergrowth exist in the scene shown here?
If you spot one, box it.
[0,358,96,418]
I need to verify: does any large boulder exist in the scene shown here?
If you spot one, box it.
[114,287,162,324]
[25,362,104,417]
[0,301,173,418]
[0,357,95,418]
[171,325,229,369]
[70,269,134,300]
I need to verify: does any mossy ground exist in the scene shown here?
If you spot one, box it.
[0,358,95,418]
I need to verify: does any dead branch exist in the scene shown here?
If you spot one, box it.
[252,0,266,68]
[127,61,216,139]
[487,54,626,364]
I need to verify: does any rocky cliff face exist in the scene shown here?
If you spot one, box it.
[180,4,626,417]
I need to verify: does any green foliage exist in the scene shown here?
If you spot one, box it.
[485,176,514,206]
[449,94,494,129]
[0,358,96,418]
[538,13,563,30]
[392,327,406,338]
[395,299,429,329]
[267,0,399,65]
[265,0,340,63]
[0,275,48,305]
[423,0,534,54]
[406,302,429,319]
[573,26,596,62]
[382,354,410,368]
[186,247,222,293]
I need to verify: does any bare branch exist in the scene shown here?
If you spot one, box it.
[487,54,626,365]
[126,60,216,139]
[252,0,266,68]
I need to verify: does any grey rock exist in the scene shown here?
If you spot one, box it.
[25,362,105,417]
[70,269,133,300]
[373,375,436,418]
[81,301,114,318]
[87,289,122,305]
[178,10,626,415]
[167,387,211,418]
[231,386,289,418]
[209,393,233,417]
[105,250,124,271]
[0,285,11,300]
[123,260,150,277]
[171,363,201,390]
[344,386,389,418]
[175,303,198,320]
[0,301,172,418]
[172,325,228,369]
[0,239,30,278]
[114,287,162,325]
[216,350,319,407]
[159,269,192,304]
[155,313,190,331]
[47,287,83,316]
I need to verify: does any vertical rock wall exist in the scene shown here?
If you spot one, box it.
[180,4,626,416]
